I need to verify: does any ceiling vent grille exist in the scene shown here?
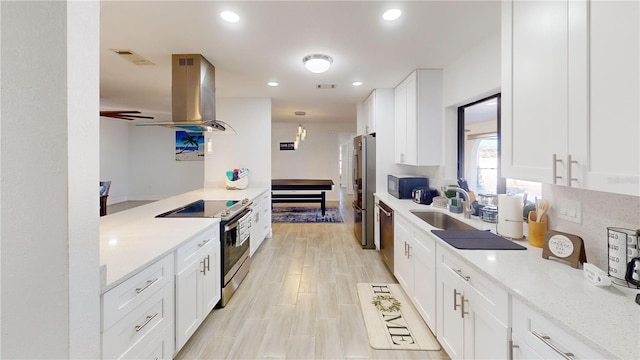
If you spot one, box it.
[316,84,336,89]
[111,49,154,66]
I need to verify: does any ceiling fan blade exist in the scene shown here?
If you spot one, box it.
[99,110,154,120]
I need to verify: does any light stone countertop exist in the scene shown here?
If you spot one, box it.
[375,192,639,360]
[99,186,270,293]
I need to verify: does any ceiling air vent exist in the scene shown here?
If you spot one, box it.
[110,49,154,66]
[295,111,306,116]
[316,84,336,89]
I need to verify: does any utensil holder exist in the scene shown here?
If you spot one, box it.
[527,211,547,248]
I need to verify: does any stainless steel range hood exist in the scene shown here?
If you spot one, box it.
[137,54,235,133]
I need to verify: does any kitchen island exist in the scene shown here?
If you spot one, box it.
[375,192,638,360]
[99,186,270,359]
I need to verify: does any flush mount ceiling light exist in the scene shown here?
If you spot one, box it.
[352,81,363,86]
[382,9,402,21]
[220,11,240,23]
[302,54,333,74]
[267,81,279,87]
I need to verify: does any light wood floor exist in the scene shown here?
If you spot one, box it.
[175,197,449,360]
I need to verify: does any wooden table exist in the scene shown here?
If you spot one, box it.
[271,179,334,216]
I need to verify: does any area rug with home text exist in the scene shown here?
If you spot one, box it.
[271,206,344,223]
[356,283,441,351]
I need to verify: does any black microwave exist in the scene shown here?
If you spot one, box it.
[387,174,429,199]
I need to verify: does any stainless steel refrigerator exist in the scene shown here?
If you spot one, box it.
[353,134,376,249]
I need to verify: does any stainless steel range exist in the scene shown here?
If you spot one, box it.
[157,198,252,307]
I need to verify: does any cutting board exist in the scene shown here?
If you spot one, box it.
[431,230,526,250]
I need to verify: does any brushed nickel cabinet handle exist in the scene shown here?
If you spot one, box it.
[135,313,158,332]
[205,255,210,272]
[200,259,207,275]
[509,340,519,360]
[135,278,159,294]
[567,154,578,186]
[453,289,461,311]
[407,244,412,259]
[531,331,574,359]
[461,294,469,318]
[553,154,563,184]
[198,239,211,247]
[454,269,470,282]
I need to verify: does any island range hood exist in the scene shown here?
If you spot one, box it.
[137,54,235,133]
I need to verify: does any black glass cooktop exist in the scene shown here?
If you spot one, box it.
[156,200,238,218]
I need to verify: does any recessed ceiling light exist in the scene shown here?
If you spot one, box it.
[383,9,402,21]
[352,81,363,86]
[302,54,333,74]
[221,11,240,23]
[267,81,279,87]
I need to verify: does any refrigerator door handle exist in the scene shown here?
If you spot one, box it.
[353,201,363,213]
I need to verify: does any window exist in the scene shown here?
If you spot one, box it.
[457,94,541,200]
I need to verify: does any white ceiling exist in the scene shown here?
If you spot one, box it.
[100,1,500,124]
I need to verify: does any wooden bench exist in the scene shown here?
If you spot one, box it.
[271,179,334,216]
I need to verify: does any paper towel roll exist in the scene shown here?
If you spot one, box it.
[497,194,524,239]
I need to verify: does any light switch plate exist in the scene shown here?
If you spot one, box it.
[557,198,582,224]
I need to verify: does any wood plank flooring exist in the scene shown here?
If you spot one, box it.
[175,199,449,360]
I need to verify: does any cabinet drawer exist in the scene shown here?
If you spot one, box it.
[103,282,174,360]
[176,226,218,273]
[438,248,508,325]
[120,320,173,360]
[103,253,174,331]
[512,298,604,359]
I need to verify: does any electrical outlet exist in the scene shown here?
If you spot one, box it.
[557,198,582,224]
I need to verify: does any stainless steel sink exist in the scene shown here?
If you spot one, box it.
[409,210,476,231]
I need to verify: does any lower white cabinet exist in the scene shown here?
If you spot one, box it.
[511,298,605,359]
[393,214,437,332]
[251,190,272,256]
[436,246,509,360]
[175,227,221,352]
[101,254,175,360]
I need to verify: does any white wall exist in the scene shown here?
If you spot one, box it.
[0,1,100,357]
[205,98,272,189]
[100,118,130,204]
[128,125,204,200]
[271,121,356,201]
[442,31,501,182]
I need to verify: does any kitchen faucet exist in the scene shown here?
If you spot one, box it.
[444,186,474,219]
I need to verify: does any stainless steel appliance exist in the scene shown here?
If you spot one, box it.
[353,134,376,249]
[412,187,439,205]
[156,198,252,306]
[377,201,394,272]
[387,174,429,199]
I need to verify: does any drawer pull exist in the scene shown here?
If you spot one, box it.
[135,313,158,332]
[198,239,211,247]
[135,278,159,294]
[531,331,574,359]
[454,269,470,282]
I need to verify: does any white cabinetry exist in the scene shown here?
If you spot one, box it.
[393,214,437,331]
[175,227,221,352]
[101,254,175,360]
[394,69,443,166]
[502,0,639,196]
[436,246,509,360]
[251,190,272,256]
[511,298,605,359]
[360,88,394,136]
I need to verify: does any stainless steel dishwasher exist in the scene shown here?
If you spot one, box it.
[377,201,394,273]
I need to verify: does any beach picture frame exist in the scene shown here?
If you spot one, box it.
[175,131,204,161]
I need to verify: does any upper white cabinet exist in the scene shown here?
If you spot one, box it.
[360,88,394,136]
[394,69,443,166]
[502,0,639,196]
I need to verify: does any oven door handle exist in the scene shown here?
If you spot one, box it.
[225,222,238,232]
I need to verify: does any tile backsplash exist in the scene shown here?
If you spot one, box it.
[542,184,640,270]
